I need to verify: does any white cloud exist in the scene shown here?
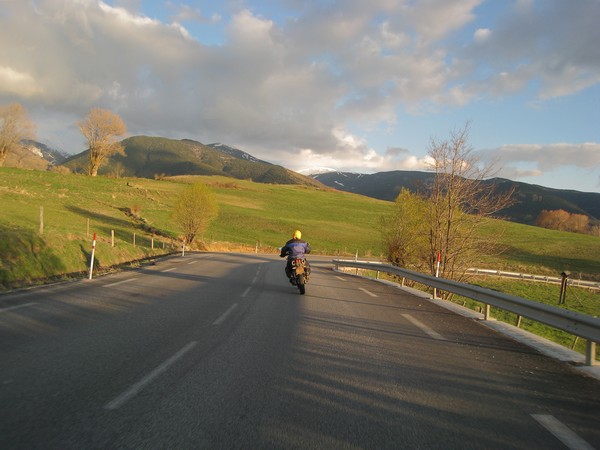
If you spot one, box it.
[478,143,600,179]
[462,0,600,100]
[0,0,598,193]
[473,28,491,44]
[0,66,43,97]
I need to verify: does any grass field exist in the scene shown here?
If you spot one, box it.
[2,167,599,356]
[2,167,599,288]
[0,168,393,289]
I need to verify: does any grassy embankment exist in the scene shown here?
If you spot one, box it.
[1,167,599,356]
[0,167,391,290]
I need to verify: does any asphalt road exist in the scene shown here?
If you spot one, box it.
[1,253,598,449]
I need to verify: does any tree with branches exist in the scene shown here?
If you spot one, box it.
[382,124,515,284]
[78,108,127,176]
[0,103,36,167]
[171,183,219,245]
[380,188,429,271]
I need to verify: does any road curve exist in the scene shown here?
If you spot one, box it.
[1,253,598,449]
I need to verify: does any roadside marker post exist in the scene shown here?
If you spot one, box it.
[89,233,97,280]
[434,251,441,299]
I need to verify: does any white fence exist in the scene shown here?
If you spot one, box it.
[467,268,600,290]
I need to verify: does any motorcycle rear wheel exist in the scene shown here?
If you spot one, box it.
[296,274,306,295]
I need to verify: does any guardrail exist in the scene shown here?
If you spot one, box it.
[467,268,600,290]
[333,259,600,366]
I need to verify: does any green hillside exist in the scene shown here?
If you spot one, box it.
[1,167,599,292]
[61,135,320,186]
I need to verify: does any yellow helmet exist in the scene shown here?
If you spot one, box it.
[293,230,302,239]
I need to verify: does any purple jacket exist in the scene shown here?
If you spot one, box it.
[280,238,311,260]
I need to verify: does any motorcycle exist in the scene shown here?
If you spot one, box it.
[290,258,309,295]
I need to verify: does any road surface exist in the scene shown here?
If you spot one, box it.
[1,253,598,449]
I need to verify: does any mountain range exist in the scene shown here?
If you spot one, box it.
[6,137,600,226]
[60,136,320,186]
[313,171,600,225]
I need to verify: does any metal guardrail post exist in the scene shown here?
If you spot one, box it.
[588,341,597,366]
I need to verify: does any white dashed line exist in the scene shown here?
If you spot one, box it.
[213,303,239,325]
[335,276,347,282]
[359,287,378,297]
[104,341,198,410]
[402,314,445,340]
[0,302,38,313]
[531,414,594,450]
[104,278,137,288]
[187,260,198,265]
[161,268,175,273]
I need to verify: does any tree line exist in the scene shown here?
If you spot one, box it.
[535,209,600,236]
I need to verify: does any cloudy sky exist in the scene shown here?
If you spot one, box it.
[1,0,599,192]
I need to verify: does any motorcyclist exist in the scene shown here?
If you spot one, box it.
[280,230,311,283]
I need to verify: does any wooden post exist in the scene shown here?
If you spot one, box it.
[111,230,115,248]
[133,233,136,248]
[151,237,154,249]
[39,206,44,235]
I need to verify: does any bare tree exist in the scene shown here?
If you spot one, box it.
[0,103,36,167]
[426,124,514,281]
[78,108,127,176]
[381,124,515,286]
[171,182,219,245]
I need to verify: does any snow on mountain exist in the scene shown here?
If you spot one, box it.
[297,167,337,176]
[207,143,261,163]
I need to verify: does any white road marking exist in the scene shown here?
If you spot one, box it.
[0,302,38,314]
[104,278,137,288]
[531,414,594,450]
[104,341,198,410]
[335,276,347,282]
[359,287,378,297]
[213,303,239,325]
[161,268,175,273]
[241,286,252,298]
[251,276,258,284]
[187,260,198,265]
[402,314,445,340]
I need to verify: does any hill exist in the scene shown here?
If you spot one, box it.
[1,167,599,293]
[8,137,598,227]
[313,170,600,225]
[60,136,321,187]
[0,168,389,290]
[3,140,67,170]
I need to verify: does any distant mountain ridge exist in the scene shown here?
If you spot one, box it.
[8,138,599,227]
[204,142,264,164]
[313,170,600,225]
[61,136,320,186]
[4,140,67,170]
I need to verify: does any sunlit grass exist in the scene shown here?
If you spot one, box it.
[1,168,599,292]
